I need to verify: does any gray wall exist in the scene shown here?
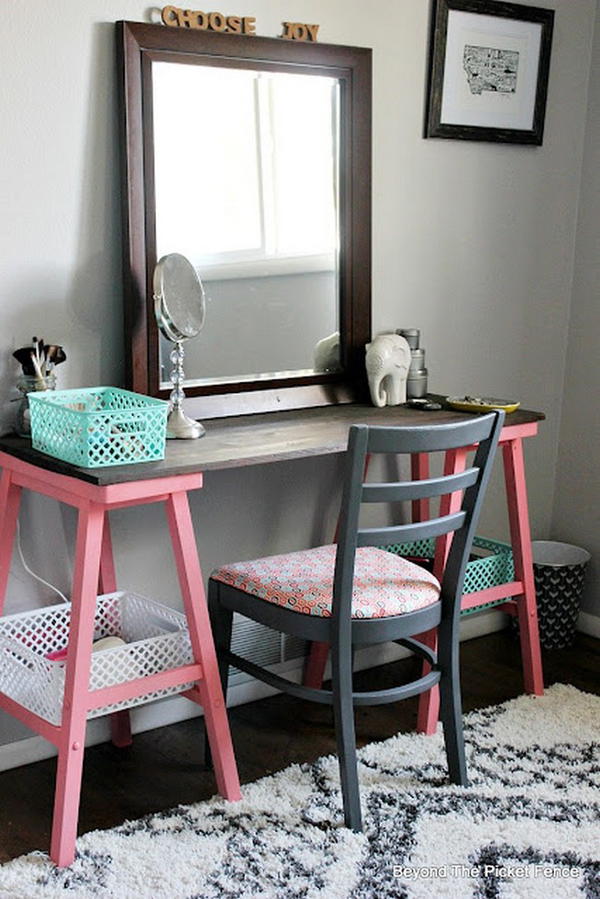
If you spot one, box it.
[0,0,598,747]
[552,1,600,624]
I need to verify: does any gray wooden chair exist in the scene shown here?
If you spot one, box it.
[207,412,504,831]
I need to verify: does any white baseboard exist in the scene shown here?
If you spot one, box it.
[0,695,205,774]
[0,609,507,774]
[578,611,600,638]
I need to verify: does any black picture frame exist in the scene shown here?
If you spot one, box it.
[426,0,554,145]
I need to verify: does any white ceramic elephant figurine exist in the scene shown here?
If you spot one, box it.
[365,333,411,407]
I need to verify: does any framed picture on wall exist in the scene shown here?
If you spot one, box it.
[425,0,554,145]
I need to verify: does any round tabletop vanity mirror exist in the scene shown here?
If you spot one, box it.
[153,252,206,438]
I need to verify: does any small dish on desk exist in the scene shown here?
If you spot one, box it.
[446,396,521,414]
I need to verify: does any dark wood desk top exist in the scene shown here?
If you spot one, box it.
[0,399,544,487]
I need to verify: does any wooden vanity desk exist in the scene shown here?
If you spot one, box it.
[0,399,544,737]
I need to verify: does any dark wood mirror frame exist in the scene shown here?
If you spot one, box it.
[117,21,371,419]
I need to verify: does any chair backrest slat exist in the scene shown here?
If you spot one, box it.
[356,511,467,548]
[365,415,496,454]
[332,411,504,630]
[361,467,479,503]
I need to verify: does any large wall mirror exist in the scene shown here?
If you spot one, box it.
[118,21,371,418]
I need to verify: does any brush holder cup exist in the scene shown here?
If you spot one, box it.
[15,374,57,438]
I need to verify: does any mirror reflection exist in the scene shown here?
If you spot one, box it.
[152,62,341,388]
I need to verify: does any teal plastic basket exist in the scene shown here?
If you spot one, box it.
[386,536,515,616]
[28,387,169,468]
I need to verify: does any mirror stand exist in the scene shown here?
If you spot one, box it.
[167,342,205,439]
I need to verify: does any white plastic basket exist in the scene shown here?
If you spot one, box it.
[0,593,194,725]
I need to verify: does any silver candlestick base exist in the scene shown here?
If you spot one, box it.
[166,405,205,439]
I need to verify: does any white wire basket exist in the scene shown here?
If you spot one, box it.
[0,593,194,725]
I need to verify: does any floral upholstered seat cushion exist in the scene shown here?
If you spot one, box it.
[211,545,440,619]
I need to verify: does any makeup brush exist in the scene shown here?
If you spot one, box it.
[31,337,45,382]
[13,341,67,378]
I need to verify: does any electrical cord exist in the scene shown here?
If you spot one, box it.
[16,517,69,604]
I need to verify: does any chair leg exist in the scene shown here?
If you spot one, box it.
[331,643,362,831]
[437,621,468,787]
[204,581,233,769]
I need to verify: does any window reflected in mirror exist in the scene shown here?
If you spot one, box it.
[152,62,341,388]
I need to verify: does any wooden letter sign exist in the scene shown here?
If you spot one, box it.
[161,6,257,34]
[280,22,320,41]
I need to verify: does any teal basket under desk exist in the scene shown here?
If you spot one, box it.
[28,387,169,468]
[387,536,515,616]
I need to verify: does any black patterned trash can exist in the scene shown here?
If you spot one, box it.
[530,541,591,650]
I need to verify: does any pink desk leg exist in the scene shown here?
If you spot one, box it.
[416,448,469,735]
[51,503,105,867]
[304,641,330,689]
[432,448,469,578]
[98,517,133,749]
[165,491,241,801]
[411,452,431,523]
[502,438,543,695]
[0,470,22,616]
[98,516,117,594]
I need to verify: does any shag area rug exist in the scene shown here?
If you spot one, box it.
[0,684,598,899]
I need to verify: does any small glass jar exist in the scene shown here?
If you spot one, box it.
[15,373,57,438]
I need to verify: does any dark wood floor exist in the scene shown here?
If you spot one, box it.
[0,629,598,862]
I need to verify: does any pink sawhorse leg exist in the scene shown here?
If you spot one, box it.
[98,516,117,595]
[98,518,133,749]
[51,502,105,867]
[0,469,22,617]
[166,490,241,801]
[416,436,544,733]
[303,641,330,689]
[410,451,431,524]
[416,448,469,735]
[502,438,543,695]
